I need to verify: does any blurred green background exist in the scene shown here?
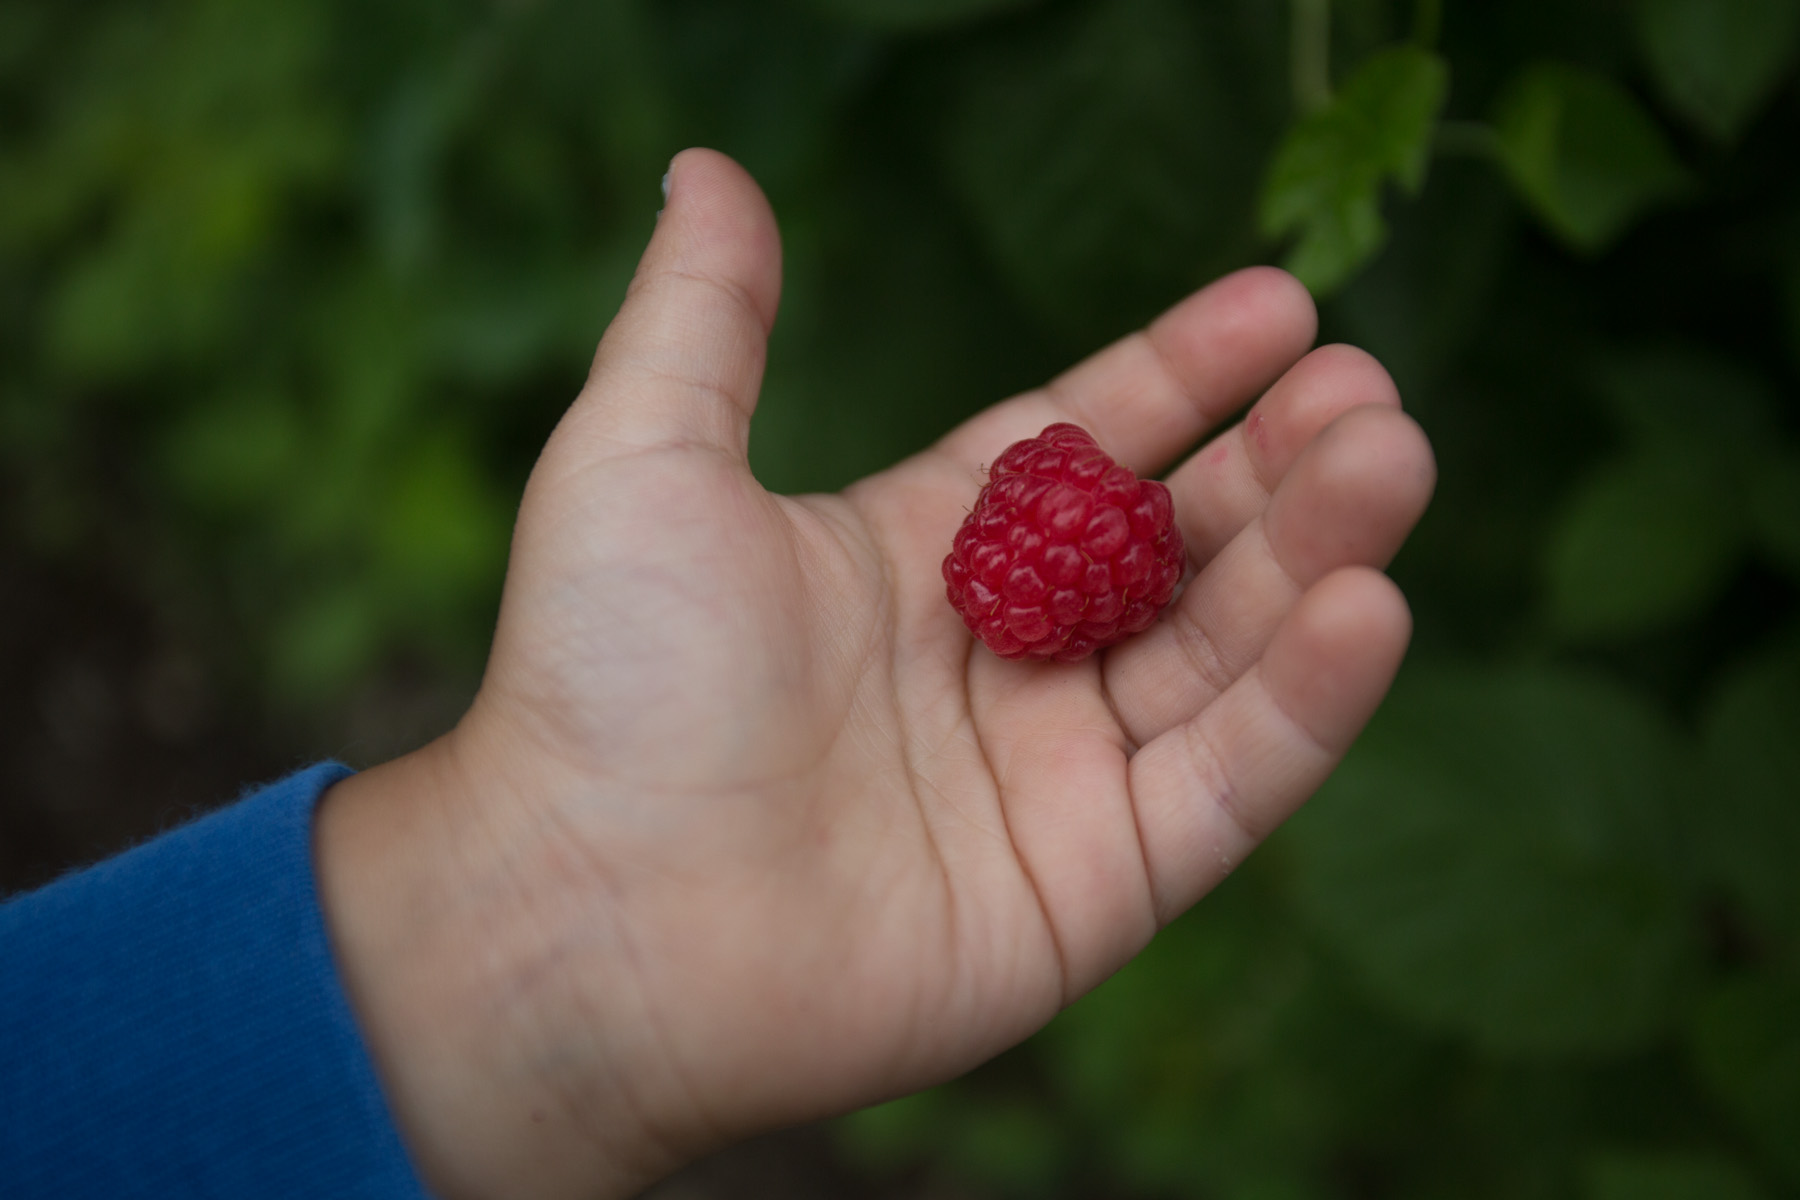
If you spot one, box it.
[3,0,1798,1196]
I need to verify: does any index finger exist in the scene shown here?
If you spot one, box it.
[929,267,1318,480]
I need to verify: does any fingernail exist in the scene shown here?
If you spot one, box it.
[656,169,670,219]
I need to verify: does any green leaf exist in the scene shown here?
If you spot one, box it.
[0,3,51,79]
[942,1096,1071,1195]
[1637,0,1800,142]
[1699,629,1800,943]
[838,1086,1070,1196]
[35,0,340,376]
[1284,664,1699,1055]
[650,1,879,196]
[159,388,304,517]
[365,58,482,277]
[1749,451,1800,582]
[1787,222,1800,368]
[1591,347,1780,447]
[371,430,510,604]
[268,581,383,704]
[1270,189,1385,298]
[1691,972,1800,1185]
[1492,63,1691,252]
[1583,1149,1770,1200]
[941,0,1285,334]
[1544,446,1746,642]
[1025,871,1445,1198]
[1259,45,1449,294]
[835,1088,956,1171]
[798,0,1038,32]
[1328,156,1515,398]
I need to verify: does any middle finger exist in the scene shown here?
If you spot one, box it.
[1103,404,1436,748]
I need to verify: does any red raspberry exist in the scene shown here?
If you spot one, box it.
[942,422,1185,662]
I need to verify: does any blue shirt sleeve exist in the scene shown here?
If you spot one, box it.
[1,762,433,1199]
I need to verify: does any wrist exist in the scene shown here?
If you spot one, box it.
[312,720,674,1199]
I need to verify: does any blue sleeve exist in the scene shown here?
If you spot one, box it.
[0,762,433,1199]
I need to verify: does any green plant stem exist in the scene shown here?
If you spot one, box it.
[1292,0,1332,114]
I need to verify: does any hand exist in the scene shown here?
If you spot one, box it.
[314,149,1435,1200]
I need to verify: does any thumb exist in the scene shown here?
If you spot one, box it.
[571,148,782,463]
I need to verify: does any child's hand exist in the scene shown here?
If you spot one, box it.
[315,149,1435,1200]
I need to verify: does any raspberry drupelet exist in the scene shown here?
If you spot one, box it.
[942,422,1186,662]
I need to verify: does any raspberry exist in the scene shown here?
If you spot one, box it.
[942,422,1186,662]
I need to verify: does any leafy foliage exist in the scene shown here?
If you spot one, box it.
[1700,632,1800,945]
[1636,0,1800,142]
[798,0,1040,31]
[1286,665,1699,1055]
[941,0,1284,331]
[1259,45,1448,293]
[1692,971,1800,1186]
[1544,349,1783,639]
[4,0,1800,1195]
[1583,1149,1772,1200]
[1491,62,1691,252]
[1545,446,1747,641]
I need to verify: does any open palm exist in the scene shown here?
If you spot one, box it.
[324,150,1435,1200]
